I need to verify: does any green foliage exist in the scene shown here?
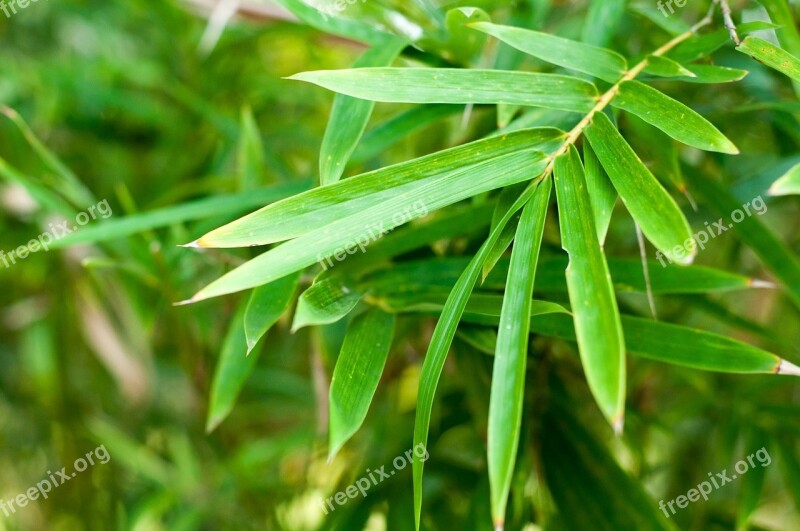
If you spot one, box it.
[3,0,800,530]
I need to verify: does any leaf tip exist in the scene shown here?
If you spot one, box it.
[776,359,800,377]
[612,414,624,436]
[180,240,201,248]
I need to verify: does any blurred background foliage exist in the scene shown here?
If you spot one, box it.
[1,0,800,530]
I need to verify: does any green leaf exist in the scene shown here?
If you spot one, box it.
[53,183,309,249]
[643,56,696,78]
[187,150,551,302]
[412,178,549,530]
[690,172,800,308]
[329,308,396,459]
[470,22,627,83]
[243,271,300,353]
[584,142,616,245]
[237,106,265,190]
[488,179,550,525]
[554,145,626,431]
[288,68,599,112]
[207,302,257,433]
[320,38,408,185]
[585,112,695,265]
[630,4,690,36]
[677,64,748,84]
[612,80,739,154]
[193,128,563,248]
[768,163,800,196]
[530,313,797,375]
[736,36,800,82]
[292,277,363,331]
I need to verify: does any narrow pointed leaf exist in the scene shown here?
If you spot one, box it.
[737,36,800,82]
[413,179,548,530]
[194,128,563,248]
[244,271,301,353]
[320,38,408,185]
[272,0,393,46]
[188,151,550,302]
[585,112,695,265]
[612,80,739,154]
[329,309,396,458]
[488,179,550,525]
[676,64,748,84]
[289,68,599,112]
[470,22,627,83]
[554,145,626,430]
[769,163,800,196]
[530,313,796,375]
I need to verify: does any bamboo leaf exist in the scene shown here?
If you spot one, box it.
[736,36,800,82]
[612,80,739,154]
[585,112,695,265]
[243,271,300,353]
[768,163,800,196]
[193,128,563,248]
[469,22,627,82]
[187,151,551,302]
[554,146,625,431]
[320,38,408,185]
[530,313,799,375]
[292,277,363,331]
[288,68,599,112]
[676,64,748,84]
[412,178,549,530]
[272,0,393,46]
[488,179,550,526]
[329,308,396,459]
